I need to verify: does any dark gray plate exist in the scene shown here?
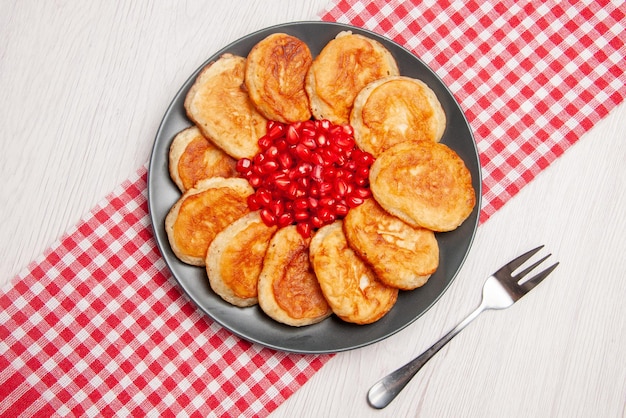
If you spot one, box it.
[148,21,481,354]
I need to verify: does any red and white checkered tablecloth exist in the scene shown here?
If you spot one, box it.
[1,0,624,416]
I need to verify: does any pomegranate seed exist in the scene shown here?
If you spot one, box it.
[260,208,277,225]
[269,200,284,217]
[335,203,349,216]
[267,123,285,139]
[346,195,365,207]
[294,198,308,210]
[334,178,348,197]
[352,187,372,199]
[278,212,294,227]
[265,145,279,159]
[356,178,368,187]
[257,189,272,206]
[278,152,293,170]
[247,194,261,210]
[253,153,266,166]
[335,135,354,149]
[294,143,312,161]
[275,138,288,151]
[355,165,369,178]
[294,210,309,222]
[301,136,317,149]
[258,135,272,150]
[297,222,312,238]
[318,182,333,196]
[248,175,262,188]
[310,152,325,166]
[286,125,300,144]
[273,175,290,190]
[236,158,252,173]
[297,177,310,189]
[261,160,279,174]
[312,165,324,181]
[310,216,324,228]
[296,162,313,177]
[315,132,327,147]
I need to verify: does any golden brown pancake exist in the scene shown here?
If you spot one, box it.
[257,225,332,327]
[305,31,399,124]
[244,33,312,123]
[369,140,475,232]
[165,177,253,266]
[206,211,277,307]
[184,53,267,159]
[343,198,439,290]
[350,76,447,157]
[309,221,398,324]
[168,126,238,192]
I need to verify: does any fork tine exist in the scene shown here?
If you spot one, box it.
[513,254,551,281]
[494,245,544,278]
[519,262,559,292]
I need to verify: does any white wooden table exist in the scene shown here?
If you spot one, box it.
[2,2,624,417]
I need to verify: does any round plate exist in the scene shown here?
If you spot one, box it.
[147,21,481,354]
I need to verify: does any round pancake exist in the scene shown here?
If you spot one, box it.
[350,76,446,157]
[309,221,398,324]
[258,225,332,327]
[206,211,277,307]
[165,177,253,266]
[369,140,475,232]
[169,126,238,192]
[343,198,439,290]
[245,33,312,123]
[305,31,399,125]
[184,53,267,159]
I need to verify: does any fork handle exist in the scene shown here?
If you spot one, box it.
[367,303,487,409]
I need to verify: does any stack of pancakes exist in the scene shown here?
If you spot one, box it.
[164,31,475,326]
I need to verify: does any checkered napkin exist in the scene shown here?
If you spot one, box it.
[1,1,624,417]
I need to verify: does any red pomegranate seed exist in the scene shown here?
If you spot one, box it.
[260,208,277,225]
[261,161,279,174]
[310,216,324,229]
[335,203,349,216]
[278,212,294,227]
[286,125,299,144]
[267,123,285,139]
[278,152,293,170]
[258,135,272,150]
[346,195,365,208]
[236,158,252,173]
[296,221,312,238]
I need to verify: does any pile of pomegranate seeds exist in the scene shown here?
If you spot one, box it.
[236,119,375,238]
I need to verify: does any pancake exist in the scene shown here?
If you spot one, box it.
[184,53,267,159]
[165,177,253,266]
[309,221,398,324]
[206,211,277,307]
[305,31,399,125]
[257,225,332,327]
[369,140,475,232]
[343,198,439,290]
[244,33,312,123]
[168,126,238,192]
[350,76,447,157]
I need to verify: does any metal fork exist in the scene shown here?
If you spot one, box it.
[367,245,559,409]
